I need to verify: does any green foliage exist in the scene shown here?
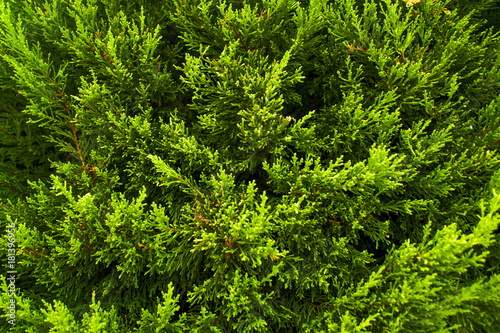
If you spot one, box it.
[1,0,500,331]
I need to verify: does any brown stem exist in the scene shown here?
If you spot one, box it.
[0,102,19,119]
[0,182,28,197]
[42,73,85,167]
[231,23,248,52]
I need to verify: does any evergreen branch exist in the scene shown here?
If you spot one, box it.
[230,23,249,52]
[41,72,85,167]
[0,161,28,179]
[300,298,337,309]
[0,181,28,197]
[181,0,216,41]
[0,101,19,119]
[2,114,41,161]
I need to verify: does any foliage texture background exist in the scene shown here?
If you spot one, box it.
[1,0,500,331]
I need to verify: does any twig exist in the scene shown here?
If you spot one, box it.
[42,72,85,167]
[0,182,28,197]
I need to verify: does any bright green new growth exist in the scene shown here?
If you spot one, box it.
[0,0,500,331]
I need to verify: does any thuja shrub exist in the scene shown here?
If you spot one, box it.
[1,0,500,331]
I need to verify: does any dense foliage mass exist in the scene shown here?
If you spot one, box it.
[1,0,500,331]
